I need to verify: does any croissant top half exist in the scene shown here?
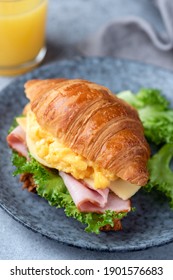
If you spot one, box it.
[25,78,150,186]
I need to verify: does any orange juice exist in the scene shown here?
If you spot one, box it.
[0,0,48,76]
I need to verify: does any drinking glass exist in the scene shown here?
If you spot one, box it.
[0,0,48,76]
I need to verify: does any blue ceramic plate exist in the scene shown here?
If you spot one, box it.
[0,57,173,252]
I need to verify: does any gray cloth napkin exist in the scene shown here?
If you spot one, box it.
[79,0,173,69]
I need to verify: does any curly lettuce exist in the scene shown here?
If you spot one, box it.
[145,144,173,207]
[118,89,173,144]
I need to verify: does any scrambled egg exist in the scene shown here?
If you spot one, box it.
[18,111,117,189]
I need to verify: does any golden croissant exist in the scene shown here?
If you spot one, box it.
[25,78,150,186]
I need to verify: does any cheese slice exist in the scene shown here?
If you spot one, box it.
[84,178,141,200]
[16,116,48,166]
[109,179,141,200]
[16,117,27,131]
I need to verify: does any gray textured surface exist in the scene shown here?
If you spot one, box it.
[1,0,173,259]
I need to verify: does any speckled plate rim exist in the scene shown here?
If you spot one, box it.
[1,56,173,252]
[1,201,173,253]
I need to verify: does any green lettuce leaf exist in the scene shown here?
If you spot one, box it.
[118,88,169,110]
[146,143,173,207]
[118,89,173,144]
[12,151,128,234]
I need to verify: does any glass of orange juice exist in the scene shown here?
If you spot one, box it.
[0,0,48,76]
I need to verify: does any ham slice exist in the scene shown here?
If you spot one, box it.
[60,171,109,209]
[79,193,131,213]
[59,171,131,213]
[7,126,28,158]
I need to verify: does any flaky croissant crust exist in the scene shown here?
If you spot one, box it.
[25,78,150,186]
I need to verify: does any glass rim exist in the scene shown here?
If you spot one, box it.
[0,0,47,20]
[0,0,45,2]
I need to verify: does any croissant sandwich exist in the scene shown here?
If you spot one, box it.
[7,78,150,233]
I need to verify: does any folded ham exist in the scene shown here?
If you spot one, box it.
[7,126,28,158]
[59,171,131,213]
